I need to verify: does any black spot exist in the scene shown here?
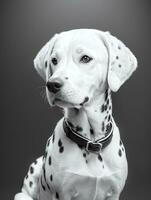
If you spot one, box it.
[43,168,50,190]
[119,64,122,68]
[29,181,33,187]
[65,77,69,80]
[41,177,46,191]
[46,182,50,190]
[98,154,103,162]
[109,105,112,110]
[80,96,89,106]
[83,153,86,157]
[116,56,119,59]
[101,104,105,112]
[90,128,94,135]
[122,147,124,152]
[42,184,46,191]
[56,192,59,199]
[25,174,28,179]
[102,122,105,132]
[52,133,55,143]
[43,165,47,183]
[108,115,111,122]
[104,105,107,111]
[85,96,89,102]
[50,174,53,181]
[76,126,83,132]
[120,140,122,146]
[47,138,50,146]
[105,90,108,101]
[45,61,47,68]
[106,99,109,105]
[118,46,121,50]
[48,156,52,165]
[34,160,37,165]
[43,167,50,191]
[59,146,64,153]
[86,160,88,164]
[118,149,122,157]
[30,166,34,174]
[58,139,62,147]
[105,115,108,120]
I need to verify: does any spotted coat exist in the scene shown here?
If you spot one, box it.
[17,118,127,200]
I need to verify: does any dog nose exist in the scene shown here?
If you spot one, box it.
[46,78,63,93]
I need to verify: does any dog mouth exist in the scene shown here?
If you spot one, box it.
[52,96,89,108]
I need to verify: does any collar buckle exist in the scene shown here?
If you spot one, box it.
[86,141,102,153]
[63,118,113,153]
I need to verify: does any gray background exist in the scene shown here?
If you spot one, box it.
[1,0,151,199]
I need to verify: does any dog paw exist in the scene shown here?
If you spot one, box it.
[14,192,33,200]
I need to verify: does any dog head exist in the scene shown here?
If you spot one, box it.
[34,29,137,108]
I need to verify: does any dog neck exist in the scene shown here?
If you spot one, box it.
[64,88,112,140]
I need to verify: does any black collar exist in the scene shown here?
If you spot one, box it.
[63,118,113,154]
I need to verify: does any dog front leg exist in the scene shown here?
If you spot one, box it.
[14,192,34,200]
[14,156,43,200]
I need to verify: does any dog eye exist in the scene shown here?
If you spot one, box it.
[51,57,58,65]
[80,55,93,63]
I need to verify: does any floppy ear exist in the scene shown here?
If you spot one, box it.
[33,34,58,81]
[100,31,137,92]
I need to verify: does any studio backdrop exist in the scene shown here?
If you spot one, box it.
[0,0,151,199]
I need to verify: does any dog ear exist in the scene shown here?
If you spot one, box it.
[33,34,58,81]
[100,31,137,92]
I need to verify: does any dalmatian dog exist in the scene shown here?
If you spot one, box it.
[14,29,137,200]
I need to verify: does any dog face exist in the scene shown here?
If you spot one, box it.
[34,29,137,108]
[46,30,108,108]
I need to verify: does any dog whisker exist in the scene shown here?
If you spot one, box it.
[36,85,49,104]
[37,85,46,89]
[40,90,48,103]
